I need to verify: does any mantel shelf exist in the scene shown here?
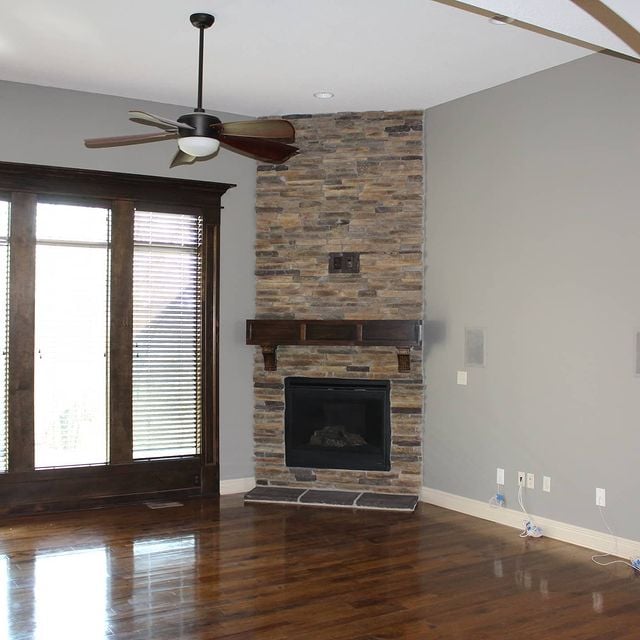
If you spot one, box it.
[246,319,422,372]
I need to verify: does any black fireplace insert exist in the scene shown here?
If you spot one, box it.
[284,377,390,471]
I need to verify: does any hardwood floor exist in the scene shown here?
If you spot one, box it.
[1,495,639,639]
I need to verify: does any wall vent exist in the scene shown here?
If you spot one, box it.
[464,327,485,367]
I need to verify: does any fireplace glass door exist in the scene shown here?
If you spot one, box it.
[284,377,390,471]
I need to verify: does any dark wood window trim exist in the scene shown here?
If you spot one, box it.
[110,200,135,465]
[8,192,36,473]
[0,161,234,515]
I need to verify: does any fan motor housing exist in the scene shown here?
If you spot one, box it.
[177,112,222,139]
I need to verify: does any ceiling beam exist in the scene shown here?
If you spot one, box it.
[569,0,640,56]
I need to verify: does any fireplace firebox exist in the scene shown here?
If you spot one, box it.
[284,377,390,471]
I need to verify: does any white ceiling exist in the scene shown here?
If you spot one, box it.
[0,0,621,117]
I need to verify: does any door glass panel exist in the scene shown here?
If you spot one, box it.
[34,203,110,468]
[0,201,8,473]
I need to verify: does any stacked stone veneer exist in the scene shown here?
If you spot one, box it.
[253,111,424,494]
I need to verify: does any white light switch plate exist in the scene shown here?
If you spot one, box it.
[457,370,468,385]
[526,473,535,489]
[496,467,504,485]
[543,476,551,492]
[596,487,606,507]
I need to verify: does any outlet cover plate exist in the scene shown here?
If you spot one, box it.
[456,371,468,386]
[543,476,551,492]
[496,467,505,485]
[526,473,535,489]
[596,487,606,507]
[329,252,360,274]
[518,471,526,487]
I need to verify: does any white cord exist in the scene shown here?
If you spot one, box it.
[591,506,637,570]
[517,484,528,515]
[518,485,529,537]
[517,485,542,538]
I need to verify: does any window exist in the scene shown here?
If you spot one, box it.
[132,211,202,459]
[34,203,110,468]
[0,162,227,507]
[0,201,8,473]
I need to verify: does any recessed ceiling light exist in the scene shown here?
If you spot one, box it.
[489,15,515,25]
[313,91,335,99]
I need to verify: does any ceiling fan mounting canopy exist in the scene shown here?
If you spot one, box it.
[190,13,215,29]
[83,12,299,167]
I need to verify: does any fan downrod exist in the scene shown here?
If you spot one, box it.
[190,13,215,29]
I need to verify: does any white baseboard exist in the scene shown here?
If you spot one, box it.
[220,477,255,495]
[421,486,640,559]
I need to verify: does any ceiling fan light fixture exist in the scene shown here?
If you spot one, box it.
[83,13,298,164]
[177,136,220,157]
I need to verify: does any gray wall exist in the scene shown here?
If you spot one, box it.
[424,53,640,539]
[0,80,256,481]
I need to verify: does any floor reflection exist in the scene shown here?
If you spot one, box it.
[35,546,108,640]
[123,534,197,638]
[592,591,604,614]
[1,554,8,640]
[3,531,199,639]
[2,499,640,639]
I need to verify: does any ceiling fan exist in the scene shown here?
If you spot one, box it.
[84,13,299,167]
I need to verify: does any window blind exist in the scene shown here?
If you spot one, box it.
[132,211,202,459]
[0,202,8,473]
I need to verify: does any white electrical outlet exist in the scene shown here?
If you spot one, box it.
[526,473,535,489]
[596,487,606,507]
[543,476,551,493]
[518,471,525,487]
[456,370,468,386]
[496,467,505,485]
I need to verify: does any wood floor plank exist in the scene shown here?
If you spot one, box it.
[1,497,640,639]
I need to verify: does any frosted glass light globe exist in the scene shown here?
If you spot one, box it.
[177,136,220,157]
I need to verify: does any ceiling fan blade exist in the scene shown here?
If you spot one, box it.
[128,110,195,131]
[219,135,299,164]
[84,131,178,148]
[170,150,198,168]
[214,119,296,142]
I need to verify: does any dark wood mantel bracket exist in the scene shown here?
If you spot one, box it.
[246,319,422,372]
[260,345,278,372]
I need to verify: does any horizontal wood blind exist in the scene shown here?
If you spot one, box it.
[0,201,8,472]
[132,211,202,459]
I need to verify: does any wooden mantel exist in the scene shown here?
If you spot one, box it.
[246,319,422,372]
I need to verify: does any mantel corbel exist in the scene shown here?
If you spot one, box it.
[260,345,278,371]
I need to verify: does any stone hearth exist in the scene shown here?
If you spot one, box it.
[244,486,419,512]
[252,110,424,495]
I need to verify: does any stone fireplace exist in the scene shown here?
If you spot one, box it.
[252,110,424,495]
